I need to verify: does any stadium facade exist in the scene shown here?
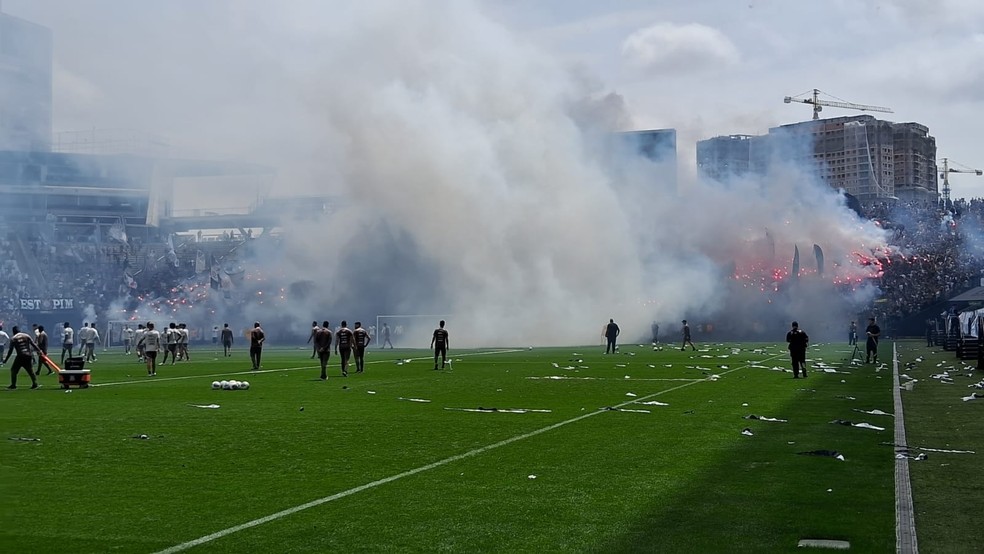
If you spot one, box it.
[697,115,938,203]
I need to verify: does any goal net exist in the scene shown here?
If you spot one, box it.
[375,315,451,348]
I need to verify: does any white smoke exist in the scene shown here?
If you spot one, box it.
[41,0,889,345]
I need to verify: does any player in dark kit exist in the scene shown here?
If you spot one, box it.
[786,321,809,378]
[848,321,858,345]
[314,321,333,380]
[250,322,265,371]
[681,320,696,351]
[604,319,620,354]
[353,322,371,374]
[865,317,881,364]
[4,326,41,389]
[381,323,394,349]
[335,321,354,377]
[221,323,234,356]
[431,320,449,370]
[36,325,55,375]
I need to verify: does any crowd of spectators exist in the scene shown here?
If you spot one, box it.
[866,199,984,325]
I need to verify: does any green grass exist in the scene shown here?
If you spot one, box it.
[893,340,984,554]
[1,342,899,552]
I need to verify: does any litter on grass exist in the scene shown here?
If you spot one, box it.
[741,428,754,436]
[797,450,846,461]
[188,404,220,409]
[744,414,788,423]
[797,539,850,550]
[962,392,983,402]
[895,452,928,461]
[444,407,552,414]
[853,409,893,417]
[637,400,669,406]
[8,437,41,442]
[829,419,884,431]
[884,442,976,454]
[398,397,431,403]
[601,406,650,413]
[625,392,637,397]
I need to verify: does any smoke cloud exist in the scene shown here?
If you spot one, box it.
[19,1,889,345]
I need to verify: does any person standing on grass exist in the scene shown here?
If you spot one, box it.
[604,318,620,354]
[681,320,696,351]
[177,323,190,361]
[4,326,41,390]
[123,324,134,355]
[134,324,146,361]
[431,320,449,370]
[307,320,320,359]
[221,323,234,357]
[36,325,55,375]
[651,321,659,345]
[786,321,809,378]
[353,322,371,374]
[0,325,10,367]
[849,320,858,345]
[85,325,100,363]
[249,322,265,371]
[60,322,74,363]
[381,322,394,349]
[138,322,161,376]
[865,317,881,364]
[162,322,179,365]
[335,321,354,377]
[314,321,333,380]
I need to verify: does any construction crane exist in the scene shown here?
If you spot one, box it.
[783,89,893,120]
[939,158,983,208]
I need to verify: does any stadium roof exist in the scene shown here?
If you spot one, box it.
[948,286,984,303]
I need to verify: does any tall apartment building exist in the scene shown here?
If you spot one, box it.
[0,11,53,151]
[697,115,937,203]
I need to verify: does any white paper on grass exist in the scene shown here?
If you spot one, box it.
[852,422,885,431]
[638,401,669,406]
[741,429,754,436]
[398,397,431,403]
[189,404,220,409]
[625,392,637,397]
[854,409,893,417]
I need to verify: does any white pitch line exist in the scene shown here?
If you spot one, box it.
[153,353,781,553]
[92,349,524,388]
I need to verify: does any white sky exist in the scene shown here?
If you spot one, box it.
[6,0,984,199]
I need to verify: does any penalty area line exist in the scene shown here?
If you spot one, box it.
[153,354,777,553]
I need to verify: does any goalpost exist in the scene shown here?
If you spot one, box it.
[375,315,451,349]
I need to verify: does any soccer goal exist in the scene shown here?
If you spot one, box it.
[104,320,136,350]
[375,315,451,349]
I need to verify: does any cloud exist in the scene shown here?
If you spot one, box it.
[621,22,739,74]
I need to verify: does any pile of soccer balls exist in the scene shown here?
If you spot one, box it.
[211,380,250,390]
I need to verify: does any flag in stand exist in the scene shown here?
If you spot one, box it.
[209,255,221,290]
[123,271,137,290]
[195,250,206,274]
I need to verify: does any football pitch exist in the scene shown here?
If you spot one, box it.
[0,340,954,553]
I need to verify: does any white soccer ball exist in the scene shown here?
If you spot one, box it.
[211,381,220,390]
[241,381,250,390]
[230,381,241,390]
[220,380,231,390]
